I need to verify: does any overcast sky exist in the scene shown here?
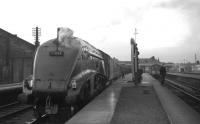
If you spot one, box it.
[0,0,199,63]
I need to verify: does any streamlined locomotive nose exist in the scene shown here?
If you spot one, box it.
[33,35,81,94]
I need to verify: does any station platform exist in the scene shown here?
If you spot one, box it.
[66,73,200,124]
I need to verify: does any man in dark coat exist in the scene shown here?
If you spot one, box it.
[160,64,166,85]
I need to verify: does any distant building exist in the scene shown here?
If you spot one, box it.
[119,56,162,74]
[139,56,162,74]
[178,63,200,73]
[0,28,35,84]
[192,64,200,72]
[118,61,131,65]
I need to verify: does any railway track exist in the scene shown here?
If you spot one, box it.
[24,105,82,124]
[0,101,19,109]
[0,94,92,123]
[25,114,48,124]
[0,101,32,120]
[165,78,200,113]
[0,103,49,124]
[181,72,200,75]
[165,78,200,102]
[0,105,51,124]
[175,79,200,95]
[24,108,77,124]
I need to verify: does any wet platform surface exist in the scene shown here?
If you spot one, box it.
[66,73,200,124]
[66,77,130,124]
[110,86,169,124]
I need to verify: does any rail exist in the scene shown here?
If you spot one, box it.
[175,80,200,95]
[165,78,200,102]
[181,72,200,75]
[0,102,32,119]
[25,114,47,124]
[0,101,19,109]
[0,83,22,91]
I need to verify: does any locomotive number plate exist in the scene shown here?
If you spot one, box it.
[49,50,64,56]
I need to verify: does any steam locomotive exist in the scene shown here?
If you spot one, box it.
[18,28,127,118]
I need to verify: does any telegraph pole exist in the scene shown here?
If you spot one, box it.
[32,27,41,50]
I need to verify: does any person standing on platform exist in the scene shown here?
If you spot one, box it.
[122,72,125,79]
[138,69,143,83]
[159,64,166,85]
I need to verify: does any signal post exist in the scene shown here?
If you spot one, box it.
[130,38,139,82]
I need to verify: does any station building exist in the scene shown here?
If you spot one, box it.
[120,56,167,74]
[139,56,161,74]
[0,28,35,84]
